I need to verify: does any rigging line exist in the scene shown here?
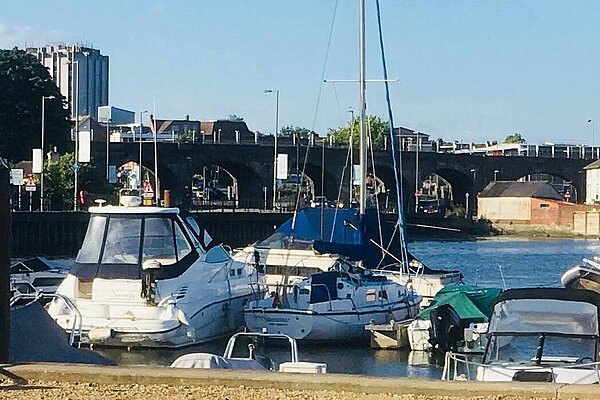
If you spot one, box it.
[369,123,384,249]
[311,0,340,132]
[331,82,344,124]
[367,117,384,252]
[331,144,352,242]
[375,0,408,267]
[292,0,339,231]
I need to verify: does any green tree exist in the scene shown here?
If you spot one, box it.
[227,114,244,121]
[503,133,526,144]
[44,152,99,210]
[328,115,390,149]
[0,48,71,162]
[279,125,314,139]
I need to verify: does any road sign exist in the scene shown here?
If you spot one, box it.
[142,180,154,198]
[72,163,79,173]
[10,169,23,186]
[25,185,36,192]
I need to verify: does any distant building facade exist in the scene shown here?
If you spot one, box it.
[585,160,600,204]
[477,181,584,230]
[98,106,135,125]
[26,45,109,119]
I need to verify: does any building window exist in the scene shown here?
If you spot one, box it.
[540,203,550,208]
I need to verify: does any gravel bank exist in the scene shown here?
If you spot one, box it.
[0,380,568,400]
[3,364,597,400]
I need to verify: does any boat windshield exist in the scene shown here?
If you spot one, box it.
[76,214,192,265]
[488,298,599,336]
[257,232,314,250]
[485,334,597,365]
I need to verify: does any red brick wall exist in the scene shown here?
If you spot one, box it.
[530,198,590,226]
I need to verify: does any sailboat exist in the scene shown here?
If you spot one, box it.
[233,0,461,307]
[243,0,427,342]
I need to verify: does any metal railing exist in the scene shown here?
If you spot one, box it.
[10,289,83,347]
[442,351,600,383]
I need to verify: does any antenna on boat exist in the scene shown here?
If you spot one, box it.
[498,264,507,290]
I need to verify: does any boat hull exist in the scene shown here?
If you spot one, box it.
[245,299,420,341]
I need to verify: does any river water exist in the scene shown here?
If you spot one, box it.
[94,237,600,378]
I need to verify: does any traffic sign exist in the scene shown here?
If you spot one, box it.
[25,185,36,192]
[10,169,23,186]
[72,163,79,173]
[142,180,154,198]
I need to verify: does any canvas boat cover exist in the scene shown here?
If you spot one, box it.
[10,257,51,274]
[417,284,502,322]
[256,207,436,271]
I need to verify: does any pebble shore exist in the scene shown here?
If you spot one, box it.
[0,380,570,400]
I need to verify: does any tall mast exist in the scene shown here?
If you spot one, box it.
[358,0,367,215]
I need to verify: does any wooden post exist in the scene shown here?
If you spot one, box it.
[163,190,171,208]
[0,162,11,363]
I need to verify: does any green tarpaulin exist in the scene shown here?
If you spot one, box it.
[417,284,501,322]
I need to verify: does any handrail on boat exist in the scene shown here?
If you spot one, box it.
[442,351,600,383]
[223,332,299,363]
[310,283,334,311]
[10,291,83,347]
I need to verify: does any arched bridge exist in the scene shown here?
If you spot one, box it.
[96,142,590,210]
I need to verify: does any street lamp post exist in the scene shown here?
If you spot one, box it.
[470,168,476,219]
[139,110,148,190]
[494,169,499,181]
[415,132,420,213]
[588,119,595,159]
[264,89,279,210]
[106,118,112,181]
[40,95,55,211]
[73,59,80,211]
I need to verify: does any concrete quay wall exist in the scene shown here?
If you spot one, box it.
[3,363,600,400]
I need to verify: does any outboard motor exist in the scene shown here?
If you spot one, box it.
[141,260,161,304]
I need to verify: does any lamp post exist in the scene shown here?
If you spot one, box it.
[40,95,55,211]
[72,59,80,211]
[588,119,595,159]
[494,169,499,181]
[415,132,420,213]
[139,110,148,190]
[105,118,112,181]
[470,168,476,219]
[264,89,279,209]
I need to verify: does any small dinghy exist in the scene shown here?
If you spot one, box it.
[170,331,326,373]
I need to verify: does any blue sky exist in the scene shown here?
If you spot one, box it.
[2,1,600,145]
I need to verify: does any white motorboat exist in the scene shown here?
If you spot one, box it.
[244,261,421,341]
[47,197,266,348]
[170,331,327,373]
[443,288,600,384]
[561,257,600,292]
[10,257,67,295]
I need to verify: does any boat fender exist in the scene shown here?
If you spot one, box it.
[177,308,191,325]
